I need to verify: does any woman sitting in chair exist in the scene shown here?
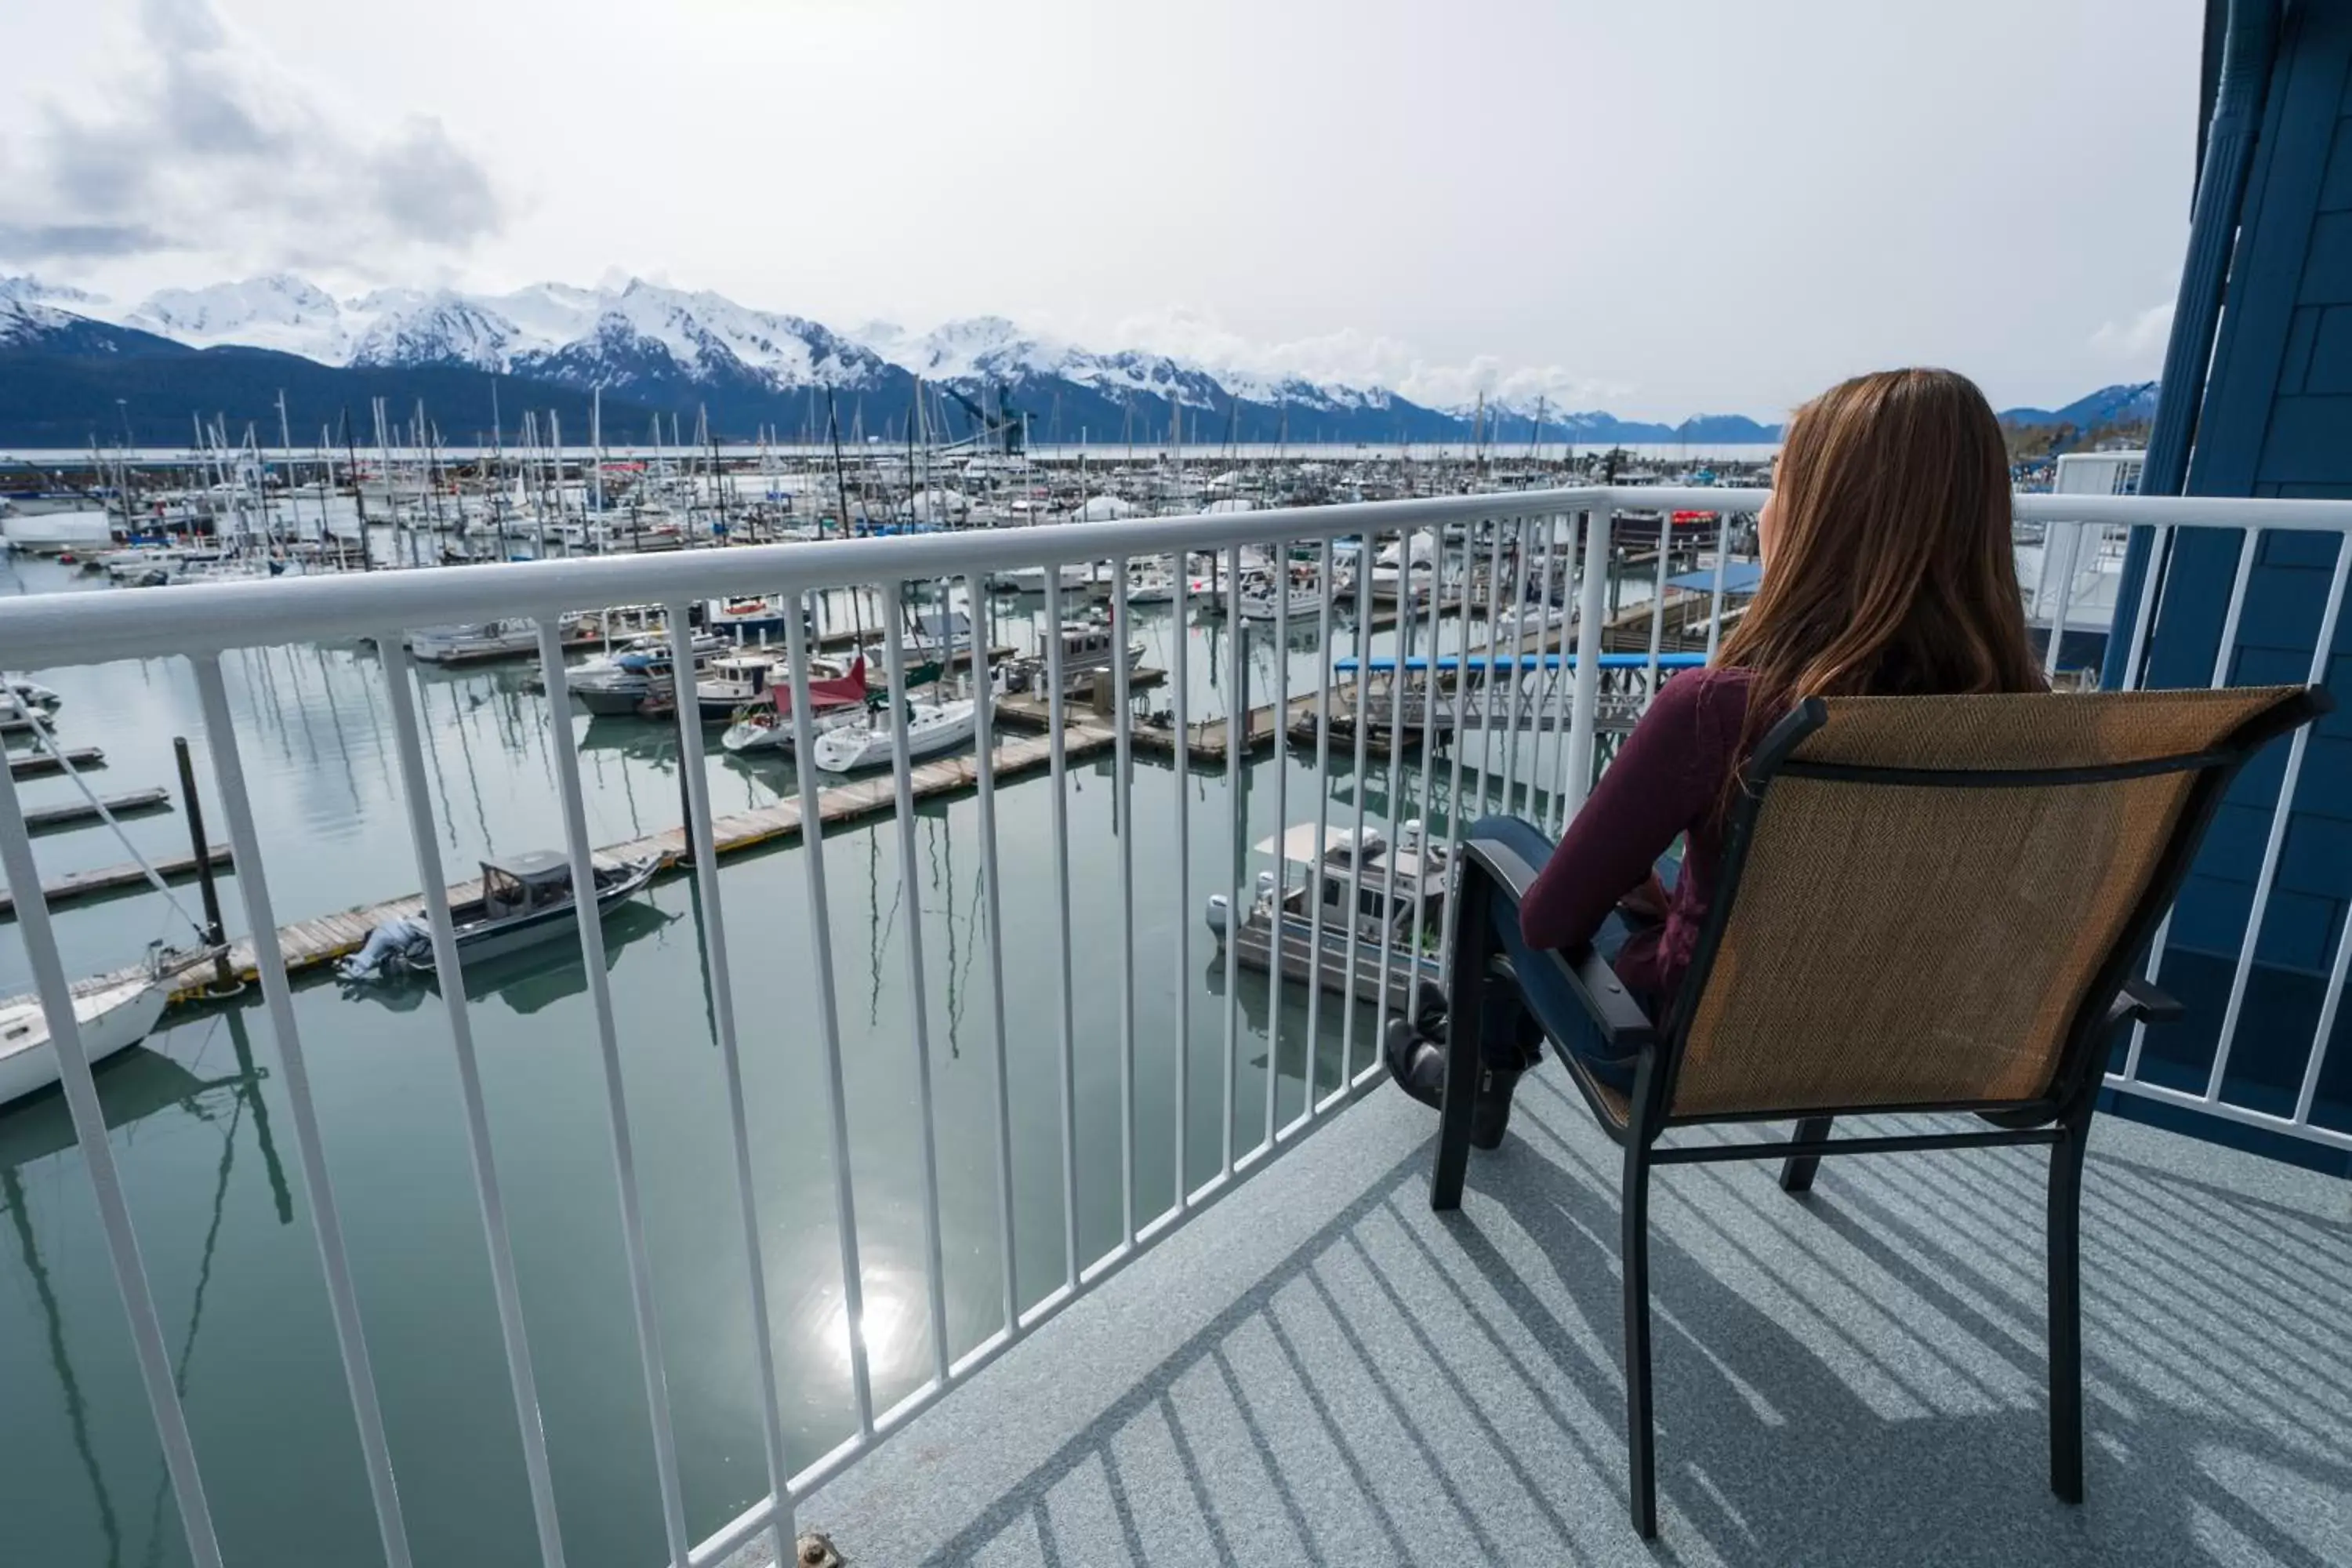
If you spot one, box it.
[1387,366,2049,1148]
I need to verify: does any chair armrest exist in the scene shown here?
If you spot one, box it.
[1542,944,1657,1050]
[1458,834,1655,1049]
[2111,975,2183,1027]
[1458,836,1541,904]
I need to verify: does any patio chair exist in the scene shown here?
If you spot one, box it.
[1428,683,2330,1537]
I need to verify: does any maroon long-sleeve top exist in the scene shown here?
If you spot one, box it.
[1519,666,1758,1002]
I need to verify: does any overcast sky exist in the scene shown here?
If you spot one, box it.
[0,0,2202,419]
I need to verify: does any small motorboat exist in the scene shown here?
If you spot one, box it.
[0,975,171,1109]
[720,658,873,753]
[338,850,660,978]
[408,619,546,664]
[810,699,980,773]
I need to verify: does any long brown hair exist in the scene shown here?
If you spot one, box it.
[1716,367,2043,775]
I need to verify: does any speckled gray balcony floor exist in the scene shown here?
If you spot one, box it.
[764,1073,2350,1567]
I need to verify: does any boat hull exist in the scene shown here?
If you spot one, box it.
[420,858,659,971]
[1204,899,1438,1012]
[0,979,171,1109]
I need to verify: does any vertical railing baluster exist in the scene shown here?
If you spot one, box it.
[1220,545,1243,1175]
[1339,532,1376,1094]
[2117,524,2171,692]
[960,572,1020,1334]
[380,638,567,1568]
[192,655,416,1568]
[532,622,691,1568]
[1644,509,1673,703]
[2122,525,2260,1082]
[782,608,874,1433]
[1265,540,1289,1154]
[2043,520,2085,679]
[1435,514,1481,988]
[662,602,793,1559]
[1706,510,1730,662]
[1171,552,1193,1210]
[1500,517,1536,818]
[1302,536,1338,1123]
[1369,529,1416,1080]
[1112,556,1138,1244]
[1044,573,1079,1283]
[2205,533,2350,1102]
[1544,513,1588,833]
[0,775,226,1568]
[1411,517,1446,1021]
[1563,507,1613,818]
[1520,517,1560,827]
[1473,509,1508,822]
[878,588,953,1381]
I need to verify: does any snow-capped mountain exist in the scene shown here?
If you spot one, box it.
[9,269,1840,446]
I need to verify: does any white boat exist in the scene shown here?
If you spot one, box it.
[1204,822,1449,1013]
[858,611,975,667]
[989,562,1094,594]
[339,851,661,979]
[810,699,980,772]
[720,698,867,753]
[1122,563,1178,604]
[3,679,60,711]
[568,638,725,715]
[408,619,543,663]
[0,976,171,1109]
[692,651,786,722]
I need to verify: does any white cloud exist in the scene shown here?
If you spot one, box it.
[0,0,502,274]
[2089,302,2174,363]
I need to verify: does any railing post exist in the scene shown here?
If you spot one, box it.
[1564,506,1613,818]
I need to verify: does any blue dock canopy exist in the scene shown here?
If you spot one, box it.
[1335,652,1711,673]
[1664,561,1764,595]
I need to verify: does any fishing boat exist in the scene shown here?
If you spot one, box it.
[809,698,980,773]
[0,975,172,1109]
[408,619,543,664]
[2,679,60,712]
[719,659,872,753]
[689,651,786,722]
[1000,622,1145,695]
[704,593,802,642]
[1236,563,1335,622]
[568,639,724,716]
[1203,822,1449,1011]
[338,851,660,979]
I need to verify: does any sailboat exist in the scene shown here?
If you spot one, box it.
[0,977,172,1109]
[808,696,978,773]
[720,658,873,753]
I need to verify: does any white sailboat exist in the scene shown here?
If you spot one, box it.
[809,698,979,773]
[0,977,172,1109]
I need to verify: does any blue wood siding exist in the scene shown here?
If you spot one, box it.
[2132,2,2352,1152]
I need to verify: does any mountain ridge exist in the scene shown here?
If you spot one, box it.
[2,271,2158,450]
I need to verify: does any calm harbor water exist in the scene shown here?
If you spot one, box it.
[0,544,1602,1568]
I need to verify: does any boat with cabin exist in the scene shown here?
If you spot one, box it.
[1203,822,1450,1011]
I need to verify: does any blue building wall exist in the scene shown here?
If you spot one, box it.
[2127,0,2352,1171]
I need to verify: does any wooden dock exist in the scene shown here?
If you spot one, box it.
[25,787,172,833]
[0,843,230,920]
[93,718,1120,1006]
[9,747,104,779]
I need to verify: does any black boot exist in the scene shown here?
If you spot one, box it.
[1384,997,1529,1152]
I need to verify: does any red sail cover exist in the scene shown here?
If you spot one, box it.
[775,658,869,714]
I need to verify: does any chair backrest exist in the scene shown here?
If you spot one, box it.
[1661,685,2324,1123]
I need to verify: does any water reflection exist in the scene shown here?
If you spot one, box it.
[0,1017,285,1568]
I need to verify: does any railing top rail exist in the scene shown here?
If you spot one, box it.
[5,485,2352,667]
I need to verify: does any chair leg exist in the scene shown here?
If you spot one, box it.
[1429,870,1495,1212]
[1778,1116,1835,1194]
[1622,1138,1657,1537]
[2047,1119,2089,1503]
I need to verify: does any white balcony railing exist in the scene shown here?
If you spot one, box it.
[1,484,2348,1568]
